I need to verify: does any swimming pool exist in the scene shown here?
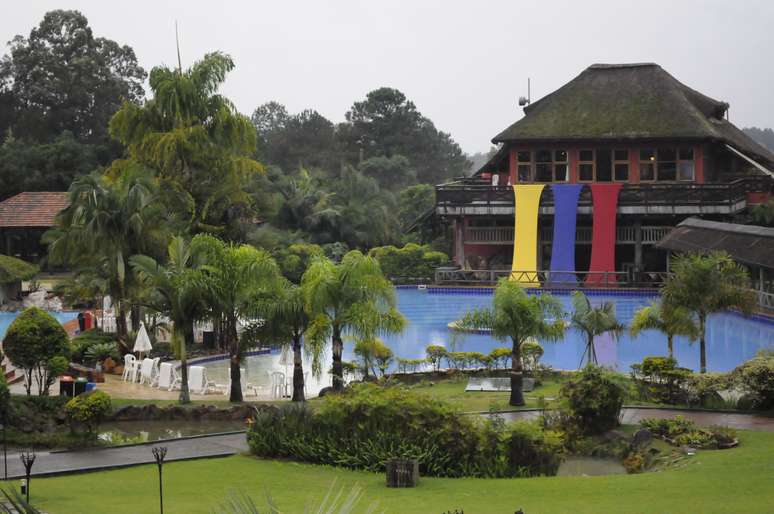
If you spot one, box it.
[203,288,774,396]
[0,310,78,340]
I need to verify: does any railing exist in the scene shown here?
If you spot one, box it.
[754,290,774,312]
[466,226,672,244]
[434,268,638,288]
[436,176,773,213]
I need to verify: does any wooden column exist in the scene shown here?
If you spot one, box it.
[454,218,466,266]
[634,221,643,280]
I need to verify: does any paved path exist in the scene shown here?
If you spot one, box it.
[496,407,774,431]
[2,432,248,479]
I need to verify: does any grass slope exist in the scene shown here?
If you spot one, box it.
[27,431,774,513]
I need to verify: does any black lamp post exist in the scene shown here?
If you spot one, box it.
[152,446,167,514]
[19,448,35,504]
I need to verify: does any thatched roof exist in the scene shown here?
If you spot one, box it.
[656,217,774,270]
[493,63,774,167]
[0,254,39,284]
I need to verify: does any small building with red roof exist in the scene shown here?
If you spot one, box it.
[0,192,70,262]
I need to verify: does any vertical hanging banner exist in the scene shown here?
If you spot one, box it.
[586,183,623,285]
[548,184,584,284]
[511,184,545,286]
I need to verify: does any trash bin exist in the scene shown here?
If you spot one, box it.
[74,377,88,396]
[85,382,96,392]
[59,376,75,397]
[83,311,93,330]
[77,312,85,332]
[203,330,216,348]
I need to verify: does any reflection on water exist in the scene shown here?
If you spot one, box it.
[99,420,246,444]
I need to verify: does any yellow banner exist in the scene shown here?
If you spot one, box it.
[511,184,545,286]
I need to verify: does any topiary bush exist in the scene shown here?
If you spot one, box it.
[731,352,774,410]
[368,244,449,283]
[248,384,564,478]
[560,366,625,435]
[3,307,71,396]
[630,356,693,404]
[65,390,112,436]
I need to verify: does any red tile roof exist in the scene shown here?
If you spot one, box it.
[0,192,70,228]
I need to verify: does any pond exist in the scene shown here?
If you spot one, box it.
[98,420,246,444]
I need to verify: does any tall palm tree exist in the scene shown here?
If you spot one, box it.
[46,169,167,347]
[192,235,280,402]
[109,52,261,235]
[662,252,756,373]
[571,291,626,367]
[302,251,405,392]
[252,279,316,401]
[630,301,699,358]
[453,279,565,406]
[131,236,208,403]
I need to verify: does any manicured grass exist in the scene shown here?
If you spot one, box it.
[24,430,774,513]
[407,375,564,412]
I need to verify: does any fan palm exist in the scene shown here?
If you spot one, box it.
[453,279,565,406]
[302,251,405,392]
[571,291,626,367]
[630,301,699,358]
[130,236,208,403]
[662,252,756,373]
[192,235,281,402]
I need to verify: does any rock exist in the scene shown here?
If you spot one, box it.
[601,430,628,443]
[680,445,697,456]
[632,428,652,448]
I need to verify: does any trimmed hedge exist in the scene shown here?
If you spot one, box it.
[368,243,448,282]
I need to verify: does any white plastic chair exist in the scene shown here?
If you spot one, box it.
[157,362,180,391]
[188,365,217,395]
[121,354,137,381]
[150,357,161,387]
[221,368,259,397]
[138,358,155,385]
[270,371,286,399]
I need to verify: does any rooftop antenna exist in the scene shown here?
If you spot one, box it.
[175,20,182,73]
[518,78,531,107]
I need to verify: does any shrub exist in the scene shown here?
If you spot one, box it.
[368,244,449,282]
[3,307,71,396]
[84,342,120,365]
[489,348,511,369]
[622,452,645,474]
[685,373,732,408]
[639,416,737,449]
[630,356,693,404]
[248,384,564,478]
[65,390,112,435]
[426,345,446,371]
[560,366,624,435]
[71,329,116,363]
[731,353,774,409]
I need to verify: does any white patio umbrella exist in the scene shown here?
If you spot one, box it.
[133,322,153,360]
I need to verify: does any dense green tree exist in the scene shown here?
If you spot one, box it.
[630,301,699,358]
[750,199,774,227]
[131,236,210,403]
[359,154,415,190]
[45,169,169,345]
[742,127,774,152]
[0,10,145,143]
[453,280,565,406]
[303,251,405,391]
[3,307,70,396]
[571,291,626,367]
[192,235,281,402]
[398,184,435,231]
[662,252,756,373]
[109,51,261,236]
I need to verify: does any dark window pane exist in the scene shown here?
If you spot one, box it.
[579,163,594,181]
[535,163,552,182]
[517,151,531,162]
[658,161,677,181]
[554,164,568,182]
[536,149,552,162]
[614,149,629,161]
[678,161,695,181]
[679,147,694,160]
[554,150,568,162]
[640,149,656,161]
[518,164,532,182]
[596,148,612,182]
[614,163,629,181]
[579,149,594,161]
[640,163,655,180]
[659,148,677,161]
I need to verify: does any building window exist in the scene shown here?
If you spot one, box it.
[613,149,629,181]
[677,147,695,181]
[578,149,595,181]
[517,151,532,182]
[639,149,656,181]
[554,150,568,182]
[535,149,553,182]
[657,148,677,181]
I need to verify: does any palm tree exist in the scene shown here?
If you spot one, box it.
[192,235,280,402]
[131,236,208,403]
[662,252,756,373]
[571,291,626,367]
[630,301,699,358]
[453,279,565,406]
[46,169,168,347]
[302,251,405,392]
[109,52,261,235]
[252,279,316,401]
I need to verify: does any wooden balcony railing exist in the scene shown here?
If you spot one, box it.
[464,225,671,244]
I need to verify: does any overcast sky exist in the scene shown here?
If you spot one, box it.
[3,1,774,153]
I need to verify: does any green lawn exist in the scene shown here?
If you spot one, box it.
[26,431,774,513]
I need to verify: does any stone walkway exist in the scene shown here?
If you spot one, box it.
[1,432,248,479]
[496,407,774,431]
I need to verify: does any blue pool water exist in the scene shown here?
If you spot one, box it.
[0,311,78,340]
[358,289,774,373]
